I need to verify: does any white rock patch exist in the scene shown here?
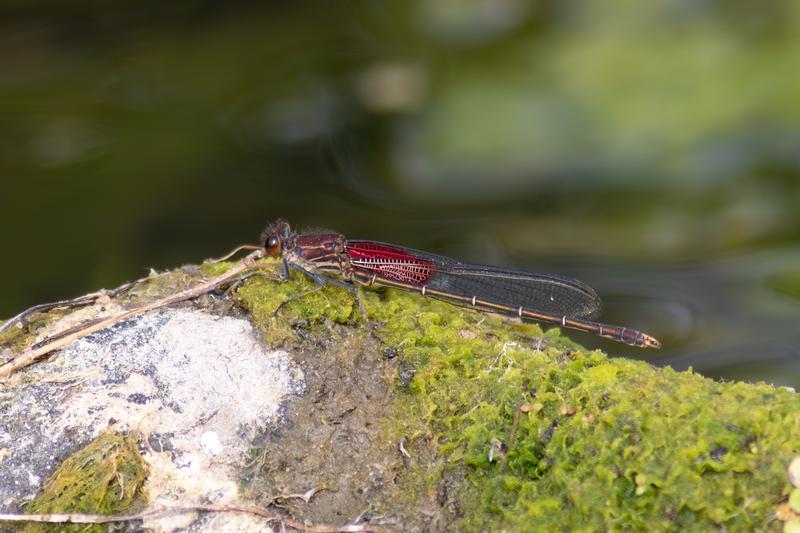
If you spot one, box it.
[0,308,304,533]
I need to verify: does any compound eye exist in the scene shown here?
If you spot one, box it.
[265,235,281,256]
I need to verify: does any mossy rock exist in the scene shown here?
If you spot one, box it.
[3,257,797,531]
[236,266,799,531]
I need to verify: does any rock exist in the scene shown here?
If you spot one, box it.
[2,260,800,532]
[0,308,303,532]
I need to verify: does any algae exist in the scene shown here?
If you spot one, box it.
[235,267,800,531]
[24,432,148,533]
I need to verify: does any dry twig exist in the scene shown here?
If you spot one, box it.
[0,250,268,382]
[0,502,387,532]
[275,486,328,504]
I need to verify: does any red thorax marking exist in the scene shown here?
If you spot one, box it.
[346,242,433,285]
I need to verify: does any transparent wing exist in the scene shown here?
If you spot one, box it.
[347,240,602,320]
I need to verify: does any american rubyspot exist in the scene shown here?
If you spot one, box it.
[261,220,661,349]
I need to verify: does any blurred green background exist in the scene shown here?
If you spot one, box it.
[2,0,799,385]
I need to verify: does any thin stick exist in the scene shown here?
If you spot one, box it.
[0,250,267,382]
[207,244,262,264]
[0,276,147,336]
[0,296,100,336]
[0,503,385,532]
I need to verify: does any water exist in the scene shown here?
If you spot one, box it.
[1,1,799,386]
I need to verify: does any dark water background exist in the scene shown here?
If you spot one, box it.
[2,1,800,385]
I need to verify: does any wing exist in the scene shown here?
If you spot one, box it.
[345,240,602,320]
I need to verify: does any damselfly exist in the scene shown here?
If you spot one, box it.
[262,220,661,349]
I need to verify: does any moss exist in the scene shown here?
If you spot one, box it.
[197,260,234,277]
[0,312,61,353]
[0,321,26,349]
[238,272,800,531]
[790,489,800,513]
[236,262,357,344]
[350,282,799,531]
[123,269,201,304]
[24,432,148,532]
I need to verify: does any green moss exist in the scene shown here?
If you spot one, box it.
[198,260,234,277]
[124,269,199,303]
[0,312,60,352]
[790,489,800,513]
[341,282,795,531]
[0,321,25,348]
[237,272,799,528]
[236,263,357,344]
[25,433,148,532]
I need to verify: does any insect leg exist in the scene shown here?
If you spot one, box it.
[279,262,381,342]
[285,261,354,290]
[274,261,354,316]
